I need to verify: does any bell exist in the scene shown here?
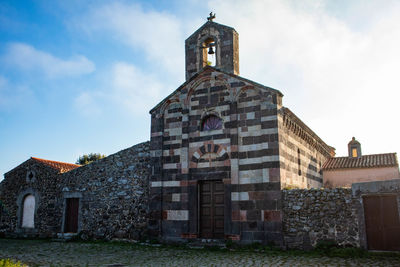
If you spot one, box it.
[208,45,215,55]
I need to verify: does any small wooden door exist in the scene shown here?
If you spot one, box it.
[363,195,400,251]
[64,198,79,233]
[200,180,224,239]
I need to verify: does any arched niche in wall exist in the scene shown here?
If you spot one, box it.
[21,194,35,228]
[26,170,36,183]
[17,188,39,230]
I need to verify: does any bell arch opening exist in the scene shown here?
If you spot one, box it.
[202,37,216,67]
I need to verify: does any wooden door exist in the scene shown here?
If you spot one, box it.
[200,180,224,239]
[64,198,79,233]
[363,195,400,251]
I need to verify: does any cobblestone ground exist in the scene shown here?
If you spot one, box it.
[1,239,399,267]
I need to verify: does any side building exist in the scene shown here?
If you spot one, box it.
[0,157,79,237]
[0,142,151,239]
[323,137,400,188]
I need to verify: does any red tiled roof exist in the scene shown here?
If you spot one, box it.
[31,157,80,173]
[323,153,398,170]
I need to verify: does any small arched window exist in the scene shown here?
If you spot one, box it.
[21,194,35,228]
[202,115,222,131]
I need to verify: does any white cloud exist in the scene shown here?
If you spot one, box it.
[0,75,33,110]
[74,91,102,117]
[70,0,400,156]
[111,62,164,113]
[74,62,165,118]
[74,2,186,80]
[3,42,95,78]
[208,0,400,156]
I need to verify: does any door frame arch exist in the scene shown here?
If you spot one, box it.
[16,188,40,232]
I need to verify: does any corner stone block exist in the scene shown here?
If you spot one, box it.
[232,210,240,221]
[269,168,280,182]
[263,210,282,222]
[240,210,247,221]
[166,210,189,221]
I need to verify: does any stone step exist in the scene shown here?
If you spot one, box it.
[53,232,78,241]
[187,238,227,249]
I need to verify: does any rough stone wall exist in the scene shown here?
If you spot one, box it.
[278,108,333,189]
[61,141,150,240]
[0,160,63,238]
[149,67,284,244]
[282,188,359,249]
[0,141,151,240]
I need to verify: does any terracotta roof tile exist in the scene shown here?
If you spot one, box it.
[323,153,398,170]
[31,157,80,173]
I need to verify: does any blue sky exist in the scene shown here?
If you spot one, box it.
[1,0,400,179]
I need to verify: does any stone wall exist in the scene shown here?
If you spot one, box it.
[282,188,359,249]
[61,141,151,240]
[0,159,63,238]
[278,108,333,189]
[0,141,151,241]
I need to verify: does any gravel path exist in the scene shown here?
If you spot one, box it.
[0,239,399,267]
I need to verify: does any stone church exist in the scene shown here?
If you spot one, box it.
[1,17,399,251]
[148,19,334,243]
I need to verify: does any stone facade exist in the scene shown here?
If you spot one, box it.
[149,66,284,244]
[0,142,151,240]
[148,20,334,244]
[0,159,65,238]
[282,188,359,249]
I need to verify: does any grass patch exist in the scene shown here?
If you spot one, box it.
[0,259,28,267]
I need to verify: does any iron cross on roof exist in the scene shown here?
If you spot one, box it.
[207,12,216,21]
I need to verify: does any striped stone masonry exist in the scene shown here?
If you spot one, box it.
[149,67,286,244]
[278,108,334,189]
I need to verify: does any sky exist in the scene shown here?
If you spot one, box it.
[1,0,400,179]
